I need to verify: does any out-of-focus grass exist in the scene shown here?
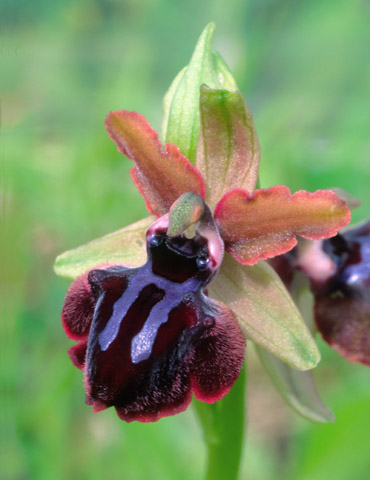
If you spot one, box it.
[1,0,369,479]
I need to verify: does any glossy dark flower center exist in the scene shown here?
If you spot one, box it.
[148,229,211,283]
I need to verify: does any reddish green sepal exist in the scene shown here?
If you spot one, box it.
[215,186,351,265]
[196,85,260,209]
[105,110,205,216]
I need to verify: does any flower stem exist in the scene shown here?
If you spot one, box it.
[194,364,246,480]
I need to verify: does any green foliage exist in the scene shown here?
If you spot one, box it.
[162,22,238,162]
[194,366,246,480]
[256,344,335,423]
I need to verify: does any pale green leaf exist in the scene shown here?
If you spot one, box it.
[161,22,238,162]
[289,271,316,335]
[256,344,335,423]
[211,51,238,92]
[54,216,153,279]
[161,66,186,147]
[209,253,320,370]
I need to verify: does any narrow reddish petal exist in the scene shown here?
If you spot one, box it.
[68,340,88,370]
[62,272,96,340]
[191,299,246,403]
[214,186,351,265]
[105,110,205,216]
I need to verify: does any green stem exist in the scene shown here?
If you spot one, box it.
[194,364,246,480]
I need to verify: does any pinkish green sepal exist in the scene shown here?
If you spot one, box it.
[210,253,320,370]
[196,85,260,209]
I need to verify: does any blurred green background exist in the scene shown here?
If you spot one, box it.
[2,0,370,479]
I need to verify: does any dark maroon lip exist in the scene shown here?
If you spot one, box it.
[61,213,245,422]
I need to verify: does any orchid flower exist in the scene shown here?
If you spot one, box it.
[55,24,351,424]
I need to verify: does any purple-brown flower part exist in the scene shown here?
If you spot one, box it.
[62,272,96,340]
[313,221,370,365]
[62,205,245,422]
[273,221,370,366]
